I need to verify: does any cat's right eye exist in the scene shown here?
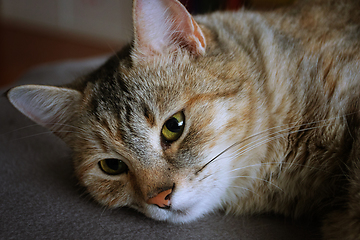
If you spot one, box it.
[98,159,129,175]
[161,111,185,143]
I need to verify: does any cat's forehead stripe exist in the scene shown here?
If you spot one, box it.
[144,105,156,127]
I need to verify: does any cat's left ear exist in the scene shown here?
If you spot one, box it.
[132,0,206,61]
[7,85,82,143]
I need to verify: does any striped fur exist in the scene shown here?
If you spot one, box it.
[7,0,360,238]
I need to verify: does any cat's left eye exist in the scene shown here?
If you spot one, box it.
[161,111,185,142]
[98,159,129,175]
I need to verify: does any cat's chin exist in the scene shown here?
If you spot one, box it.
[140,184,227,223]
[144,205,207,223]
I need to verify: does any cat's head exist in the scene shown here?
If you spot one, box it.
[7,0,256,223]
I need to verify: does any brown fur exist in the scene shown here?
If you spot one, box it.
[7,0,360,238]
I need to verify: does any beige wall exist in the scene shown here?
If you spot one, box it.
[0,0,296,43]
[1,0,133,44]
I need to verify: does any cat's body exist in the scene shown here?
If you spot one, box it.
[7,0,360,239]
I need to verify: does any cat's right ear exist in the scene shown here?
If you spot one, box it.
[132,0,206,62]
[7,85,82,142]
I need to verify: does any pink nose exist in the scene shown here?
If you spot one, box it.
[147,188,173,209]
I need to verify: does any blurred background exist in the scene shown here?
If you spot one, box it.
[0,0,294,88]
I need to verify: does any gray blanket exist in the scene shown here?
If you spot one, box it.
[0,57,320,239]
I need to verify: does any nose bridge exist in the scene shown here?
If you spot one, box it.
[136,163,175,200]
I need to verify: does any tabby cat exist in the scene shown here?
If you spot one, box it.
[7,0,360,239]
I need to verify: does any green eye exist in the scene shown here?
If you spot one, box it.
[99,159,129,175]
[161,111,185,142]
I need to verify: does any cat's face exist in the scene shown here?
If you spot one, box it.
[7,0,259,223]
[71,56,251,222]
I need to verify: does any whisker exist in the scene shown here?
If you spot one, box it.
[0,123,44,136]
[228,175,284,192]
[195,142,240,174]
[234,111,358,154]
[228,185,260,197]
[228,161,330,174]
[9,131,55,141]
[232,123,331,162]
[2,122,86,135]
[9,130,96,143]
[196,112,349,174]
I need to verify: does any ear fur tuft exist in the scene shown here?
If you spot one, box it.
[7,85,82,140]
[132,0,206,62]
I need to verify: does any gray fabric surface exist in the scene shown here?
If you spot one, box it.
[0,57,321,239]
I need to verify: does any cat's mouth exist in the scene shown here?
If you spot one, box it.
[145,206,192,223]
[144,197,201,223]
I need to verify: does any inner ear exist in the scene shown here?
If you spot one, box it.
[7,85,82,141]
[132,0,206,61]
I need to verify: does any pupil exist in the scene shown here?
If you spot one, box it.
[106,159,121,170]
[166,118,182,132]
